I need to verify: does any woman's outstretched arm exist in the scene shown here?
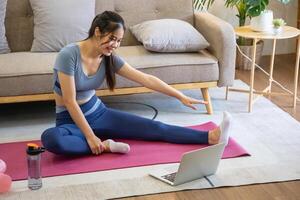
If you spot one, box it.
[117,63,208,110]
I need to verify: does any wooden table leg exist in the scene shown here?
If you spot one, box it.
[201,88,213,114]
[293,35,300,108]
[249,38,258,112]
[268,39,277,97]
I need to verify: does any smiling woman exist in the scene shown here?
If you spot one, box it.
[41,11,232,157]
[82,11,125,90]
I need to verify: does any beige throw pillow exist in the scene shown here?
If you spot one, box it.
[130,19,209,52]
[29,0,95,52]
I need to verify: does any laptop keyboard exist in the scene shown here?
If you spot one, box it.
[161,172,177,183]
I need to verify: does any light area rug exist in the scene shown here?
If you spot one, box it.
[1,80,300,200]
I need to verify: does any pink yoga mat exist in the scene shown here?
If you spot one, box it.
[0,122,250,181]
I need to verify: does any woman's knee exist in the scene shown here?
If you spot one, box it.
[41,127,63,153]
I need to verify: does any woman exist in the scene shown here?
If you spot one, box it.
[41,11,232,156]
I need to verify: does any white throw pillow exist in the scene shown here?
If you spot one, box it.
[0,0,10,54]
[130,19,209,52]
[29,0,95,52]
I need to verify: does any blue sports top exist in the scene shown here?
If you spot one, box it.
[53,43,125,112]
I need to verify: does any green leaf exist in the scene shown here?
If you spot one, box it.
[193,0,215,10]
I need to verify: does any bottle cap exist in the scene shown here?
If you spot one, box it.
[26,143,46,155]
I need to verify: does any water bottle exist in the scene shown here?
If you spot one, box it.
[26,143,45,190]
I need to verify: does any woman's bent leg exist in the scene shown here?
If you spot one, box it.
[91,108,208,144]
[41,124,91,155]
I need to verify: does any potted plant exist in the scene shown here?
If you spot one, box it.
[193,0,292,30]
[272,18,286,34]
[193,0,293,70]
[250,10,274,33]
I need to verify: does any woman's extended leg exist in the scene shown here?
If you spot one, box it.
[41,107,231,155]
[91,108,210,144]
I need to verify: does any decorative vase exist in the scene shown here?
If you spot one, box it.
[250,10,273,33]
[236,40,264,70]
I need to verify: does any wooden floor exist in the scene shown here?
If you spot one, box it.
[120,54,300,200]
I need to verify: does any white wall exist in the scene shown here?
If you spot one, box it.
[207,0,298,55]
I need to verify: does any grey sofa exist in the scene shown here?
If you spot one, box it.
[0,0,236,114]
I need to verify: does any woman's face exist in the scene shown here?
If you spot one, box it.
[97,27,124,56]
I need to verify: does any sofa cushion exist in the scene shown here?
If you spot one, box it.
[29,0,95,52]
[129,19,209,52]
[95,0,195,47]
[0,0,10,54]
[115,46,217,68]
[0,52,57,77]
[0,46,217,77]
[0,46,219,96]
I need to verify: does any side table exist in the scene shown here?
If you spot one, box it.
[228,26,300,112]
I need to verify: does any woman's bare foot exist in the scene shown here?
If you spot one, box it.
[102,139,130,154]
[208,112,232,145]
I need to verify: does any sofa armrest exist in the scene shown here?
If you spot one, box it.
[194,12,236,87]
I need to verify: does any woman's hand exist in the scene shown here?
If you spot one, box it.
[86,135,106,155]
[179,94,208,110]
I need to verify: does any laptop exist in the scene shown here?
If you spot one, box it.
[149,143,226,186]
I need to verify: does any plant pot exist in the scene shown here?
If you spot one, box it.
[250,10,273,33]
[236,40,264,70]
[273,27,283,35]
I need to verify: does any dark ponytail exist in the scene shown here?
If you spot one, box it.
[87,11,125,91]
